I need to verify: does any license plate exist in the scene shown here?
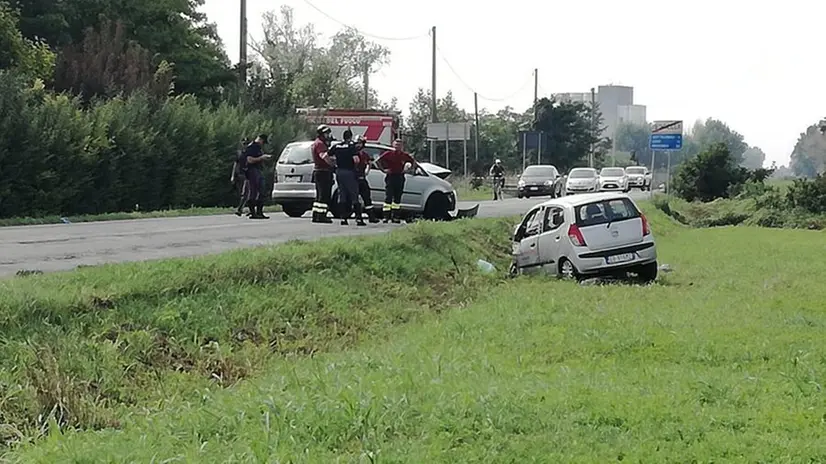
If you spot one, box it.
[606,253,635,264]
[530,187,538,191]
[286,175,302,182]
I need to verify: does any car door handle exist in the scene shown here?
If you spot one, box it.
[555,236,560,241]
[530,243,535,248]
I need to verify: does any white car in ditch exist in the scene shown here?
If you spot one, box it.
[509,192,658,282]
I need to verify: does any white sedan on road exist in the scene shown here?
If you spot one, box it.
[509,192,658,282]
[564,168,599,195]
[599,167,630,192]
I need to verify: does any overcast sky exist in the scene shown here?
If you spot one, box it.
[201,0,826,167]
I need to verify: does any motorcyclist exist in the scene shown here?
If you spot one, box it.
[489,158,506,200]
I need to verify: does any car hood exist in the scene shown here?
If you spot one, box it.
[567,177,597,183]
[600,176,626,181]
[418,162,451,180]
[521,176,554,183]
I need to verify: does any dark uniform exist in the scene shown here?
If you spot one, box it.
[356,150,379,223]
[331,137,365,226]
[377,148,415,223]
[489,162,505,200]
[243,139,269,219]
[233,139,251,216]
[311,128,333,224]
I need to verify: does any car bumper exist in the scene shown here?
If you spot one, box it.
[272,184,316,203]
[518,185,555,195]
[573,242,657,275]
[565,185,598,194]
[627,178,647,187]
[599,183,628,191]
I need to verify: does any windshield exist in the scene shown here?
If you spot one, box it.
[568,169,596,179]
[277,143,313,165]
[625,167,646,175]
[600,168,625,177]
[576,197,641,227]
[522,166,557,177]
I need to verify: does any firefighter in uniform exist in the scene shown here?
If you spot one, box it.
[311,125,334,223]
[330,129,365,226]
[377,139,416,223]
[355,135,379,223]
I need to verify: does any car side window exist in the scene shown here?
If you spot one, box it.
[517,208,540,239]
[543,207,565,232]
[524,208,544,237]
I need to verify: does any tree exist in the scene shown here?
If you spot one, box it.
[740,146,766,170]
[53,19,173,100]
[8,0,233,100]
[671,142,749,202]
[531,97,607,172]
[790,122,826,177]
[0,2,54,82]
[614,122,652,167]
[251,6,391,111]
[690,118,748,163]
[404,88,468,161]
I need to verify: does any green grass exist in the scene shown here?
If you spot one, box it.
[9,206,826,461]
[0,217,513,450]
[0,205,283,227]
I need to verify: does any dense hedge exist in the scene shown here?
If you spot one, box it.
[0,71,308,218]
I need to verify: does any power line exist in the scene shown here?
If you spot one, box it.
[301,0,430,41]
[435,44,532,103]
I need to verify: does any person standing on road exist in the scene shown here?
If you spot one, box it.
[231,137,251,217]
[311,125,334,224]
[355,135,379,223]
[330,129,365,226]
[244,134,272,219]
[489,158,505,200]
[377,139,416,224]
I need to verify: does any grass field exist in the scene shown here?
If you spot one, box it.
[7,205,826,461]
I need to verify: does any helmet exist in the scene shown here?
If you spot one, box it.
[355,134,367,144]
[495,158,501,164]
[316,124,331,135]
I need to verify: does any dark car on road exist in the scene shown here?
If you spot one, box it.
[517,165,563,199]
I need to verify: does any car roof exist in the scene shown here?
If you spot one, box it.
[523,164,558,170]
[534,192,634,209]
[569,167,596,172]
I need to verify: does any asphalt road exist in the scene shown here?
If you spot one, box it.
[0,191,649,277]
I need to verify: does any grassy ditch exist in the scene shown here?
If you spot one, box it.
[11,205,826,461]
[0,218,513,447]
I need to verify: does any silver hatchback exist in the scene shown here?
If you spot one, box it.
[510,192,658,282]
[271,141,459,220]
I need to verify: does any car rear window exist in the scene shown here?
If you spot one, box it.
[277,143,313,165]
[575,197,640,227]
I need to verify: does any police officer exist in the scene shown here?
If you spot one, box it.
[377,139,416,223]
[231,137,251,217]
[330,129,365,226]
[243,134,271,219]
[311,125,334,224]
[355,135,379,223]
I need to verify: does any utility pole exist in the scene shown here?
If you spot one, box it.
[473,92,480,161]
[533,68,538,124]
[430,26,437,163]
[362,44,369,108]
[239,0,247,103]
[590,87,596,168]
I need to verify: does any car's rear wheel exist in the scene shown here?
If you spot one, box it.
[633,261,658,283]
[282,205,308,218]
[559,258,579,280]
[423,192,451,221]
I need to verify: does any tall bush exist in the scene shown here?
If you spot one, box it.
[0,71,308,218]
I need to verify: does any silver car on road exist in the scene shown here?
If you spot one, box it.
[599,167,630,192]
[565,168,599,195]
[510,192,658,282]
[271,141,460,220]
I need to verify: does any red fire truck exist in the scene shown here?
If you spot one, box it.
[296,107,402,146]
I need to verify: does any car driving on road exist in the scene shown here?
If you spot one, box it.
[509,192,658,282]
[599,167,630,192]
[517,164,563,199]
[565,168,599,195]
[271,140,459,220]
[624,166,651,191]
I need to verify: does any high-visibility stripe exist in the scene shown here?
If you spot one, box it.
[382,204,391,212]
[390,203,401,210]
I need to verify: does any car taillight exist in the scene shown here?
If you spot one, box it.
[641,213,650,236]
[567,224,586,246]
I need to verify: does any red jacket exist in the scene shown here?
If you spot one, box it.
[311,138,330,170]
[378,150,414,174]
[356,151,371,177]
